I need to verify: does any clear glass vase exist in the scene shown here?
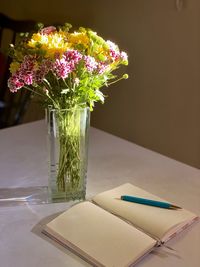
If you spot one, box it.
[46,106,90,202]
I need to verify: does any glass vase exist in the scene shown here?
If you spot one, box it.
[46,106,90,202]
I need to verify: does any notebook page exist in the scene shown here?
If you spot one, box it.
[92,183,198,242]
[44,201,156,267]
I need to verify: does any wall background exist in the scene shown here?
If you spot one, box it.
[1,0,199,168]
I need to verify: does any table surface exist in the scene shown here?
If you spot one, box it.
[0,120,200,267]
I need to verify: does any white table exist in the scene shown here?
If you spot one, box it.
[0,120,200,267]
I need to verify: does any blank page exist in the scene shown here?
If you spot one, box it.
[93,183,198,242]
[44,201,156,267]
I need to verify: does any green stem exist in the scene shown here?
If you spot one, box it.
[23,86,45,97]
[55,108,81,192]
[106,74,127,86]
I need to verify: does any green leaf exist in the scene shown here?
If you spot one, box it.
[97,53,107,61]
[95,90,104,103]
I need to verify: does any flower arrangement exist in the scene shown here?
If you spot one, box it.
[7,23,129,200]
[8,23,128,110]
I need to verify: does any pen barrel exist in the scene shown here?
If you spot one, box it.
[121,195,171,209]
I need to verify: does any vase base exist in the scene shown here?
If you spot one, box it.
[49,189,86,203]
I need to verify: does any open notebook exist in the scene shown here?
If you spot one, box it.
[42,183,199,267]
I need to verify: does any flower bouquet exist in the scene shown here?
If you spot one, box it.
[8,23,128,201]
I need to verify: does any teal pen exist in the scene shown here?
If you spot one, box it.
[120,195,181,209]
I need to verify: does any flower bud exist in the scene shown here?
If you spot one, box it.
[123,74,129,79]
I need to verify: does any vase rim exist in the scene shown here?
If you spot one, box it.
[47,105,89,112]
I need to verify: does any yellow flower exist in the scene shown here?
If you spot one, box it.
[9,62,20,74]
[68,32,89,48]
[28,33,42,45]
[28,31,69,57]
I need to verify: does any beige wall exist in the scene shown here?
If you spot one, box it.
[1,0,199,168]
[91,0,200,168]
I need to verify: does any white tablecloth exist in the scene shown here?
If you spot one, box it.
[0,120,200,267]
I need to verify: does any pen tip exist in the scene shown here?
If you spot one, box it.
[170,205,182,210]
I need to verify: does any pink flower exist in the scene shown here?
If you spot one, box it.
[54,58,71,78]
[53,58,71,79]
[13,56,36,86]
[40,26,57,35]
[34,59,52,83]
[8,76,24,92]
[24,74,33,85]
[8,55,52,90]
[110,50,120,61]
[107,40,120,61]
[120,51,128,61]
[64,50,82,64]
[84,55,98,73]
[97,62,108,74]
[106,40,117,50]
[53,50,82,79]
